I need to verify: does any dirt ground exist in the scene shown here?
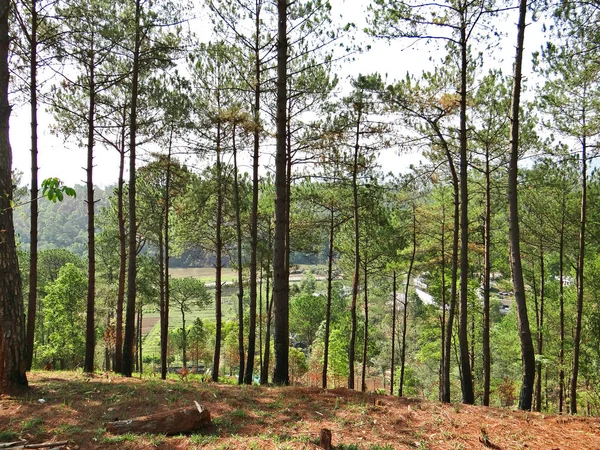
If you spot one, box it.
[1,372,599,449]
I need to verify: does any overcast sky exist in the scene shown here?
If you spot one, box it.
[10,0,544,188]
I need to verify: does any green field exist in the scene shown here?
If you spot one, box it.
[141,284,238,359]
[142,265,327,359]
[169,267,238,282]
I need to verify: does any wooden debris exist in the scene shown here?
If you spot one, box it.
[0,441,69,449]
[104,401,210,436]
[0,442,26,449]
[319,428,332,450]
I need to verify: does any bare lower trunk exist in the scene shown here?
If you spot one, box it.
[390,272,397,396]
[348,110,362,390]
[482,149,491,406]
[508,0,536,410]
[0,0,28,391]
[361,262,368,393]
[25,0,39,372]
[323,209,335,389]
[399,207,416,397]
[458,24,473,405]
[122,0,142,377]
[272,0,289,386]
[115,111,127,374]
[571,134,587,415]
[233,126,245,385]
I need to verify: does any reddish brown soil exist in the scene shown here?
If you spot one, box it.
[1,372,599,449]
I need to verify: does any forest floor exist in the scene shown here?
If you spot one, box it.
[1,372,599,450]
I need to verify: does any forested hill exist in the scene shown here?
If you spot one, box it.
[13,184,112,256]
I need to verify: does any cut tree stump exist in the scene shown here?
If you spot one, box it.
[319,428,332,450]
[104,401,210,435]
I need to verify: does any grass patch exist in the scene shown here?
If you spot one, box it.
[0,430,19,441]
[99,432,138,444]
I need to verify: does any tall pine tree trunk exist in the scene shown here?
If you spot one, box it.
[458,23,474,405]
[122,0,142,377]
[482,147,492,406]
[508,0,536,410]
[558,197,566,413]
[25,0,38,371]
[0,0,28,392]
[114,105,127,374]
[213,123,223,382]
[390,271,397,395]
[571,133,588,415]
[247,1,262,386]
[399,206,416,397]
[233,124,245,385]
[361,260,368,392]
[322,208,335,389]
[272,0,289,385]
[348,110,362,390]
[84,48,96,373]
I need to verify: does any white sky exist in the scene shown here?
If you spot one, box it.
[10,0,546,188]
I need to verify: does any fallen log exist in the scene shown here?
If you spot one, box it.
[104,401,210,435]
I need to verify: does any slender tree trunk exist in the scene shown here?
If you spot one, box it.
[458,22,474,405]
[259,263,263,375]
[390,271,397,396]
[272,0,289,386]
[348,109,362,390]
[400,207,416,397]
[323,208,335,389]
[25,0,38,371]
[439,201,447,401]
[442,156,459,403]
[160,127,173,379]
[0,0,28,392]
[261,265,272,384]
[137,306,143,374]
[84,47,96,374]
[233,125,245,385]
[534,245,545,412]
[212,123,223,382]
[559,197,566,413]
[482,148,491,406]
[571,134,587,415]
[114,105,127,374]
[508,0,536,410]
[159,230,167,379]
[182,307,187,368]
[247,0,262,387]
[361,260,368,393]
[122,0,142,377]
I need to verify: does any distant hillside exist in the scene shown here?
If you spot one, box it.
[13,184,113,256]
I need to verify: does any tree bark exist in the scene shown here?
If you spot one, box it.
[482,146,492,406]
[272,0,289,386]
[322,208,335,389]
[122,0,142,377]
[25,0,39,372]
[390,271,397,396]
[534,245,545,412]
[114,104,127,374]
[246,0,263,387]
[361,259,368,393]
[458,21,474,405]
[558,192,566,413]
[348,109,362,390]
[399,206,416,397]
[232,124,245,385]
[84,46,96,374]
[508,0,536,411]
[212,122,223,382]
[0,0,28,392]
[571,132,587,415]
